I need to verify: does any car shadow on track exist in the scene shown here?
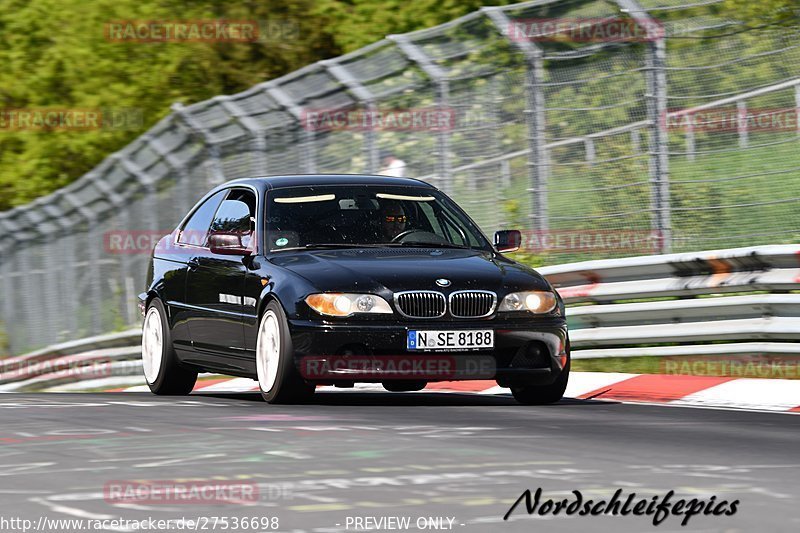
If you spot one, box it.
[190,390,615,407]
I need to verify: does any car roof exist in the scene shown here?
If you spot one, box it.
[223,174,436,190]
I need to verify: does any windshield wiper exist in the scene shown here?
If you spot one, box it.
[384,242,472,250]
[274,242,478,252]
[276,243,385,251]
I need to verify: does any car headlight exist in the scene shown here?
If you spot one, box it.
[498,291,557,314]
[305,293,393,317]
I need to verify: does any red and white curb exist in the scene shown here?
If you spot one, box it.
[103,372,800,413]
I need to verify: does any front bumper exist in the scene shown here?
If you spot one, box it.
[287,317,569,387]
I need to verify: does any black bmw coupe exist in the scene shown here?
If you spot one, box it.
[139,175,569,404]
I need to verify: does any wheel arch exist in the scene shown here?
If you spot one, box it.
[257,290,284,320]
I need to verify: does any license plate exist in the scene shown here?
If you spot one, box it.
[407,330,494,351]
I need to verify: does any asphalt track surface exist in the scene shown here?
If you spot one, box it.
[0,391,797,533]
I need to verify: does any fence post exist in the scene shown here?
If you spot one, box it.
[651,37,671,253]
[320,60,379,174]
[527,49,549,233]
[631,128,641,154]
[217,96,268,176]
[172,103,227,186]
[263,84,317,174]
[92,174,134,326]
[388,34,452,193]
[616,0,671,253]
[36,195,76,339]
[796,84,800,137]
[489,76,506,231]
[585,138,596,165]
[116,154,159,232]
[113,153,161,329]
[483,7,548,232]
[0,230,16,353]
[737,100,749,148]
[17,203,61,347]
[61,190,103,336]
[43,195,80,341]
[144,125,194,216]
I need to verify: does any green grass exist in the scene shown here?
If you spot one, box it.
[481,129,800,265]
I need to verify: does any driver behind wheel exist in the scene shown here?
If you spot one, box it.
[379,200,407,241]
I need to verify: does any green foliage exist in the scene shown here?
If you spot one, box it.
[723,0,800,26]
[0,0,527,211]
[0,0,342,210]
[312,0,520,53]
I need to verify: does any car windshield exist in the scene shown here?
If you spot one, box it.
[266,185,492,252]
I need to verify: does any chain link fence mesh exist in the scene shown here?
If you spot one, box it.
[1,0,798,354]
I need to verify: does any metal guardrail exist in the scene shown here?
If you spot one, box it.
[0,328,140,373]
[1,245,797,390]
[0,330,142,392]
[540,244,800,303]
[538,245,800,356]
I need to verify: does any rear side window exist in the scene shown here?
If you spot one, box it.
[178,190,227,246]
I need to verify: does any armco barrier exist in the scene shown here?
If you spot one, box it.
[0,330,142,392]
[1,245,798,390]
[539,244,800,357]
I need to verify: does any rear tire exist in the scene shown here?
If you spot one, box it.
[256,301,315,404]
[511,360,569,405]
[142,298,197,395]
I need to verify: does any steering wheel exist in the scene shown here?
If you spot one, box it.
[390,229,426,243]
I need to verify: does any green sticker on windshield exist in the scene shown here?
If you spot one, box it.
[275,237,289,247]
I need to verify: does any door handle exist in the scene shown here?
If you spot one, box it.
[187,258,200,270]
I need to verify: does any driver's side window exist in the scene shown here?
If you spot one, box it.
[178,190,227,246]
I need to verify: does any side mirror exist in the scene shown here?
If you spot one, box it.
[208,232,251,256]
[494,229,522,253]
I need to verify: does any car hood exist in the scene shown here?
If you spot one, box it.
[268,247,551,294]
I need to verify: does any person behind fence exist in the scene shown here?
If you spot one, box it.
[378,150,407,177]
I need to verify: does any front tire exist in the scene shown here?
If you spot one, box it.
[142,298,197,395]
[511,360,570,405]
[256,301,315,404]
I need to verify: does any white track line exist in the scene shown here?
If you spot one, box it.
[672,378,800,411]
[564,371,638,398]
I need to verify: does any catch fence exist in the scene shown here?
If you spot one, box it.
[1,0,799,354]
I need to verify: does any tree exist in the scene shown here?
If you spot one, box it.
[0,0,341,210]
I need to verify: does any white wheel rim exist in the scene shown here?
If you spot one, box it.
[142,307,164,384]
[256,310,281,393]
